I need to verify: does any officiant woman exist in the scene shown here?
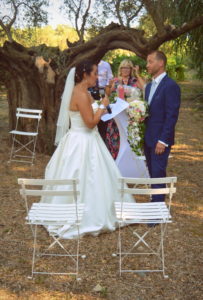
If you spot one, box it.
[106,59,145,159]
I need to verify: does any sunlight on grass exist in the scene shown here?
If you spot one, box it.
[0,289,17,299]
[174,154,203,162]
[172,143,203,161]
[172,200,203,219]
[178,209,203,219]
[177,181,197,187]
[174,144,194,149]
[0,289,101,300]
[11,166,31,172]
[189,138,200,142]
[171,202,188,208]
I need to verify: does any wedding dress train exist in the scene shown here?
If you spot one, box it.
[41,103,134,239]
[115,110,149,178]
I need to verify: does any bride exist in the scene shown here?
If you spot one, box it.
[41,60,134,239]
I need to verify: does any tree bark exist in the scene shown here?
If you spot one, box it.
[0,41,57,153]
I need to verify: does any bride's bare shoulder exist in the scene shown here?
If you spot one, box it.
[70,86,91,110]
[72,86,91,102]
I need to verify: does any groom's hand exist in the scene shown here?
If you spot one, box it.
[155,142,166,155]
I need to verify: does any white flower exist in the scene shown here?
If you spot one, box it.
[127,99,148,156]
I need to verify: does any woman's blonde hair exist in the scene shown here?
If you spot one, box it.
[118,59,134,78]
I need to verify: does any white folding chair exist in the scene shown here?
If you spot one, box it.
[114,177,177,278]
[9,108,42,165]
[18,178,85,278]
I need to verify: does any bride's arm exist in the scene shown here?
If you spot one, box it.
[77,93,108,129]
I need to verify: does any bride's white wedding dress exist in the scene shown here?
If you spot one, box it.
[41,102,134,239]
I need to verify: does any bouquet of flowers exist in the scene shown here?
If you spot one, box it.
[127,98,148,156]
[123,85,141,103]
[116,84,141,102]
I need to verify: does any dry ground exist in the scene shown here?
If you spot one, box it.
[0,82,202,300]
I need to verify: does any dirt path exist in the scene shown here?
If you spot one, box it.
[0,83,202,300]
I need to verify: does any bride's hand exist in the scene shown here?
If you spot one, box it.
[101,95,109,107]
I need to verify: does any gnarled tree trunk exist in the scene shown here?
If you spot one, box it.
[0,41,58,153]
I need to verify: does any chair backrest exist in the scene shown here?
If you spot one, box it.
[14,108,43,134]
[18,178,80,216]
[119,177,177,210]
[16,108,42,120]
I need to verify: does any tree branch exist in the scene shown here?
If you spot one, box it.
[126,3,144,27]
[64,15,203,72]
[142,0,166,35]
[115,0,124,26]
[9,0,19,28]
[0,0,21,41]
[64,0,91,42]
[80,0,91,40]
[148,15,203,49]
[75,0,83,40]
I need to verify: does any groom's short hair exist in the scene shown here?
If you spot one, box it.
[149,50,167,66]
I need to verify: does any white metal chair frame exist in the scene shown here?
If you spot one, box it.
[9,108,42,165]
[18,178,84,278]
[114,177,177,278]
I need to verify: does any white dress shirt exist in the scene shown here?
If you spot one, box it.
[98,60,113,87]
[148,72,166,105]
[148,72,168,147]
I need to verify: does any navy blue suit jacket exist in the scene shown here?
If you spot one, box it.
[144,75,181,147]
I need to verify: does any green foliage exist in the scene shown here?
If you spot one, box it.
[22,0,49,27]
[139,14,157,37]
[165,0,203,79]
[166,56,185,81]
[168,0,203,26]
[0,25,78,50]
[0,0,49,38]
[99,0,143,27]
[138,0,203,79]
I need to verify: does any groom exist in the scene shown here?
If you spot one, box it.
[144,51,181,202]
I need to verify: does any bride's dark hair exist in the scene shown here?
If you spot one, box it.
[75,60,96,83]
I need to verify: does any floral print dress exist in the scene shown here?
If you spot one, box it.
[105,77,137,159]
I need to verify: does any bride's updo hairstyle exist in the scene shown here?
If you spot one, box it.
[75,60,96,83]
